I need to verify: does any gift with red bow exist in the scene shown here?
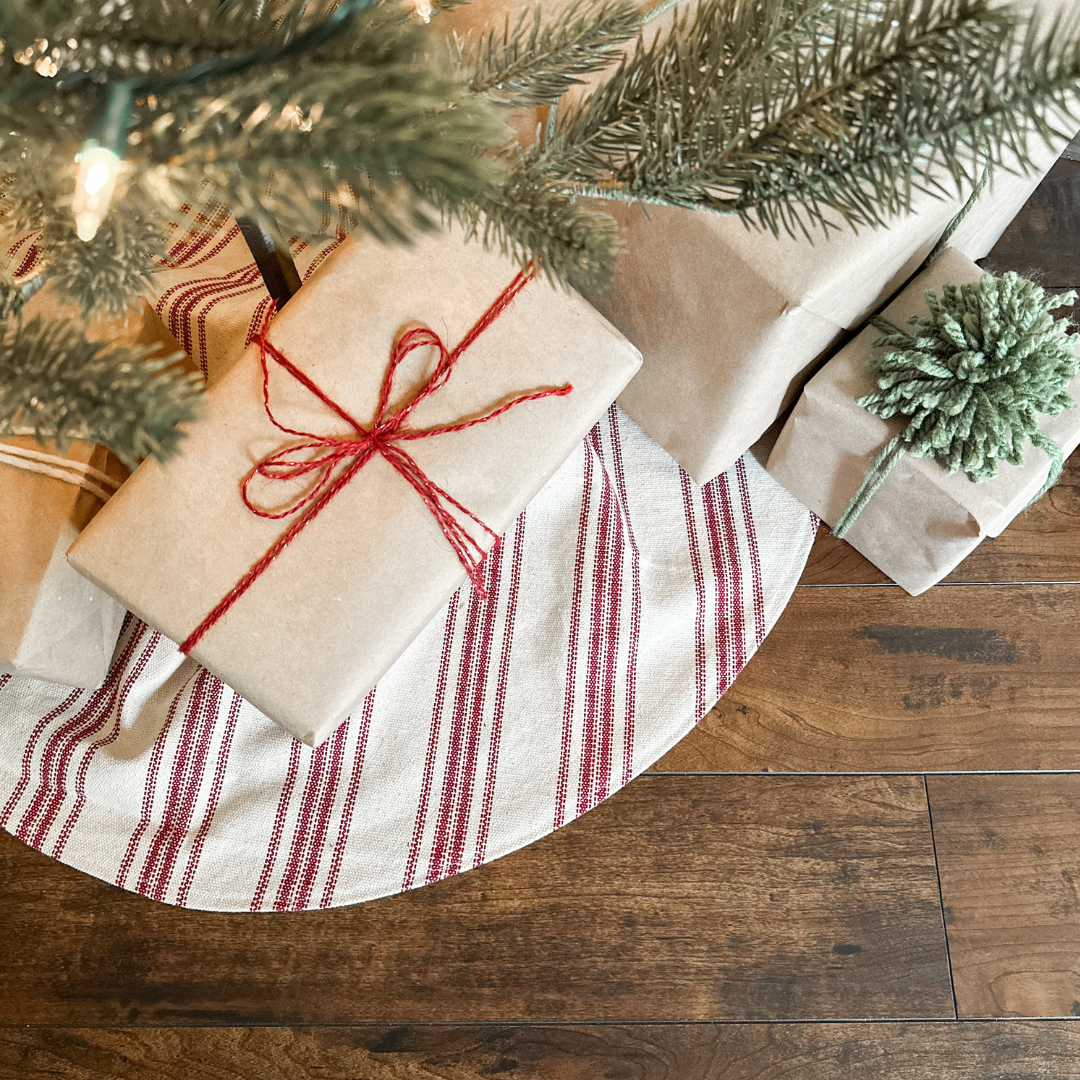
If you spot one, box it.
[68,225,642,745]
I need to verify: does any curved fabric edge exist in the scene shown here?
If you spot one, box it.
[0,417,816,912]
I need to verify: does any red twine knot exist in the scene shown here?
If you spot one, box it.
[180,270,572,655]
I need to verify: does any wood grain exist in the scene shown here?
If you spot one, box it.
[928,774,1080,1019]
[0,774,951,1026]
[655,585,1080,774]
[6,1023,1080,1080]
[980,159,1080,287]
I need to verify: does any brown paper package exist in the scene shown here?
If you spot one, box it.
[766,247,1080,595]
[0,285,188,687]
[69,226,642,746]
[442,0,1072,485]
[586,142,1065,486]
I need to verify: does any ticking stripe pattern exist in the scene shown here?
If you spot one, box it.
[154,203,350,381]
[0,213,816,911]
[0,406,814,911]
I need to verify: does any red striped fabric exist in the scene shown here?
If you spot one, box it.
[0,215,817,910]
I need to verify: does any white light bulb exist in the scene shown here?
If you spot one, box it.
[83,160,112,195]
[72,144,121,243]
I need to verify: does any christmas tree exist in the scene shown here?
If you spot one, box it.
[1,0,1079,467]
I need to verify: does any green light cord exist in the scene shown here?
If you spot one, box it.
[6,0,380,154]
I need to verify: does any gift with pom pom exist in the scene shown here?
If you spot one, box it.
[766,247,1080,595]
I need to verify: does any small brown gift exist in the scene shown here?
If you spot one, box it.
[69,225,642,745]
[767,247,1080,594]
[0,274,185,686]
[0,436,130,686]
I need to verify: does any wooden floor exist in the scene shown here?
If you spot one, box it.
[4,164,1080,1079]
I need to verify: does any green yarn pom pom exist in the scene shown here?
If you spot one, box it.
[862,273,1079,483]
[833,272,1079,541]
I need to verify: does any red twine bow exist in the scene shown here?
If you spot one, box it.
[180,271,572,655]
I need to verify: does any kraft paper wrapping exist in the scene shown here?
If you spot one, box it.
[587,141,1065,486]
[766,247,1080,595]
[441,0,1072,485]
[69,226,643,746]
[0,285,182,686]
[0,437,130,686]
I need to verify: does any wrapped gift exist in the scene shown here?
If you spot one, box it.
[587,141,1065,485]
[69,225,642,745]
[442,0,1073,485]
[0,266,184,686]
[0,436,130,686]
[766,247,1080,595]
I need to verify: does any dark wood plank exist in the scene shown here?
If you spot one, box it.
[655,585,1080,773]
[979,158,1080,287]
[928,773,1080,1019]
[0,775,951,1025]
[7,1022,1080,1079]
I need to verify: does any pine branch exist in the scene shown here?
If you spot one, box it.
[549,0,1080,235]
[43,207,165,322]
[445,148,622,290]
[0,317,203,467]
[133,59,508,243]
[0,271,24,321]
[463,0,642,107]
[1,155,169,320]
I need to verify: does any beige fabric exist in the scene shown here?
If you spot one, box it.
[766,247,1080,595]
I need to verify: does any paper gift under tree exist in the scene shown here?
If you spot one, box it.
[766,247,1080,594]
[586,142,1066,486]
[69,225,642,746]
[0,228,188,687]
[442,0,1073,486]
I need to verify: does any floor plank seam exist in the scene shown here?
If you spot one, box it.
[796,581,1080,588]
[10,1019,1080,1030]
[641,770,1080,777]
[923,774,960,1021]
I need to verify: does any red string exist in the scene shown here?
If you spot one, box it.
[180,271,572,655]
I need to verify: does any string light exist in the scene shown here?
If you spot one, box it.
[58,0,378,241]
[414,0,433,23]
[72,144,121,242]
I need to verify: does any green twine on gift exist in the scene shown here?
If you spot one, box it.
[832,272,1080,540]
[925,165,992,265]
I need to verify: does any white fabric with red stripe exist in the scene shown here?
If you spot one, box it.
[0,221,816,911]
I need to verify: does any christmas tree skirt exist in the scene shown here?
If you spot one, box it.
[0,408,815,911]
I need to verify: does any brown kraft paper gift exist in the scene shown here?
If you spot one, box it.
[766,247,1080,595]
[69,225,642,746]
[586,139,1065,486]
[443,0,1073,485]
[0,273,187,687]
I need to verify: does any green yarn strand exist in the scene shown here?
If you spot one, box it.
[926,166,992,266]
[833,271,1079,538]
[1029,430,1066,505]
[832,435,907,540]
